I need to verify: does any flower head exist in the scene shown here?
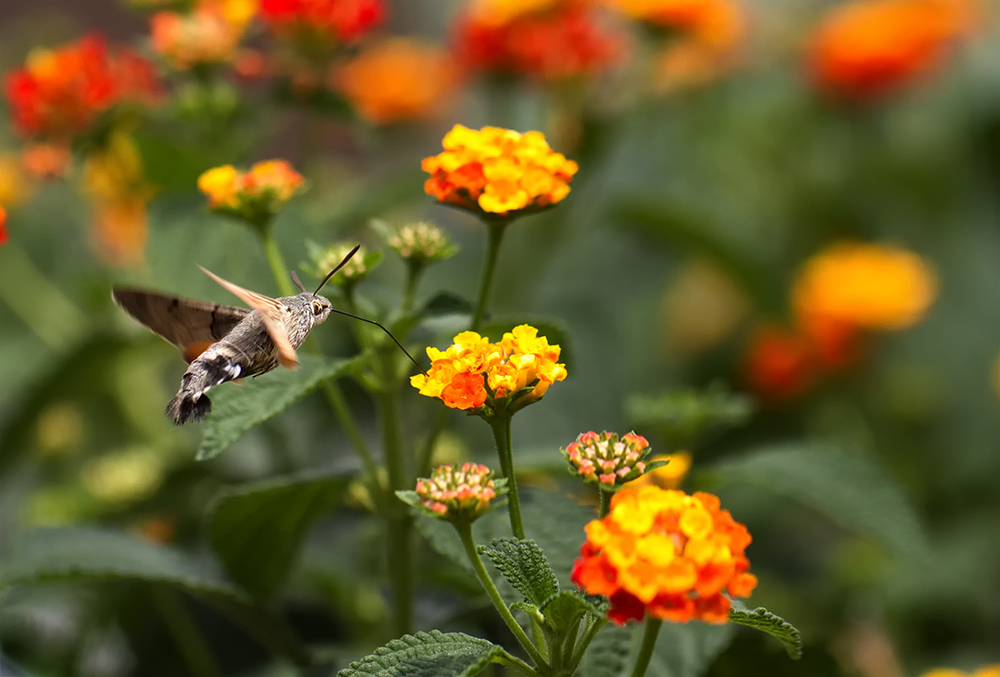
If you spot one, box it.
[260,0,385,44]
[151,0,258,70]
[334,39,458,124]
[572,486,756,624]
[198,159,305,224]
[407,463,502,522]
[807,0,975,100]
[563,431,653,490]
[792,242,937,331]
[455,3,623,83]
[5,35,162,141]
[410,325,567,416]
[422,125,578,218]
[382,221,458,266]
[306,241,380,287]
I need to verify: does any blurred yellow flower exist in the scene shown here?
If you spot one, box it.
[792,242,937,330]
[626,451,692,489]
[82,448,165,505]
[919,666,1000,677]
[198,159,305,223]
[0,153,32,206]
[36,403,85,456]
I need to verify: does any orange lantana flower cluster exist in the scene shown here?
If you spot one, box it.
[422,125,578,217]
[198,159,305,223]
[744,242,937,401]
[151,0,258,70]
[413,463,500,522]
[334,39,458,124]
[807,0,976,100]
[4,34,161,141]
[409,326,567,415]
[455,0,623,83]
[572,486,757,625]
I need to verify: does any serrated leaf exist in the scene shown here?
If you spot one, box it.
[728,606,802,659]
[539,590,604,633]
[647,622,734,677]
[626,386,753,446]
[705,444,929,560]
[197,354,358,461]
[478,538,559,607]
[0,526,241,596]
[577,623,633,677]
[208,469,352,599]
[337,631,502,677]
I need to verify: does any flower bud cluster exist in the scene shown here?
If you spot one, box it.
[386,221,457,265]
[414,463,499,521]
[563,431,651,490]
[306,241,380,287]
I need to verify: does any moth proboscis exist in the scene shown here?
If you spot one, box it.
[113,244,426,425]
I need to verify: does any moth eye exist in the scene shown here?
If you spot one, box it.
[312,301,324,315]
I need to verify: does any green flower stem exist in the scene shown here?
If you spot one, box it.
[401,262,425,316]
[567,617,607,673]
[257,225,295,298]
[630,618,663,677]
[417,407,450,478]
[489,416,525,540]
[151,586,222,677]
[497,650,541,677]
[599,488,613,518]
[455,521,548,670]
[471,220,509,332]
[0,245,87,352]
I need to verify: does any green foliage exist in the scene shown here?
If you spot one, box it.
[0,526,242,598]
[478,538,559,607]
[576,623,633,677]
[336,631,503,677]
[626,386,754,446]
[519,488,594,588]
[646,622,735,677]
[197,354,359,461]
[728,606,803,659]
[705,444,929,560]
[208,469,352,599]
[538,590,604,634]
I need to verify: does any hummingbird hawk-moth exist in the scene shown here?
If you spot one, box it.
[113,245,424,425]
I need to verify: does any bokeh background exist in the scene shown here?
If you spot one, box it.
[1,0,999,675]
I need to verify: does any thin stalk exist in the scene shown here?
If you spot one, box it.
[455,521,547,670]
[599,488,613,518]
[490,416,525,539]
[151,586,222,677]
[630,618,663,677]
[401,262,424,316]
[471,221,509,331]
[560,616,583,668]
[568,617,608,672]
[417,407,450,478]
[257,225,295,298]
[530,616,547,662]
[496,650,540,677]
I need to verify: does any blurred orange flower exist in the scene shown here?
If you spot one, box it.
[21,143,72,179]
[572,486,756,624]
[260,0,385,43]
[410,326,567,414]
[807,0,976,99]
[422,125,578,217]
[651,0,745,91]
[456,2,623,82]
[151,0,258,69]
[198,159,305,223]
[793,242,937,331]
[4,34,161,141]
[334,39,458,124]
[626,451,693,490]
[607,0,737,33]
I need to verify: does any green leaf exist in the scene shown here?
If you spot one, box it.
[647,622,734,677]
[0,526,242,597]
[626,386,753,446]
[197,354,359,461]
[208,469,352,599]
[519,487,594,588]
[337,631,503,677]
[538,590,605,634]
[478,538,559,607]
[576,623,633,677]
[728,606,803,659]
[704,444,929,560]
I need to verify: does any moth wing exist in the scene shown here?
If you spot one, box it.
[199,267,299,369]
[112,288,250,362]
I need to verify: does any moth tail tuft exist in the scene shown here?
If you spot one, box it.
[166,392,212,425]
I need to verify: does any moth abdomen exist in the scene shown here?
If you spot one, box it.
[167,347,254,425]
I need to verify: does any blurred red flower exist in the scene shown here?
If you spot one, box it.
[0,206,8,246]
[743,325,820,401]
[455,1,623,82]
[4,35,161,141]
[260,0,385,43]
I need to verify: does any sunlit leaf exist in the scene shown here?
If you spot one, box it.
[337,631,502,677]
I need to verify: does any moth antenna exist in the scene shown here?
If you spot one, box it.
[314,244,361,295]
[291,270,308,294]
[328,307,428,376]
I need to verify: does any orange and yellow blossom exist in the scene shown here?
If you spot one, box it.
[572,485,756,624]
[920,666,1000,677]
[410,325,567,414]
[198,159,305,222]
[334,39,457,124]
[792,242,937,331]
[651,0,745,91]
[807,0,977,99]
[422,125,577,218]
[151,0,258,70]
